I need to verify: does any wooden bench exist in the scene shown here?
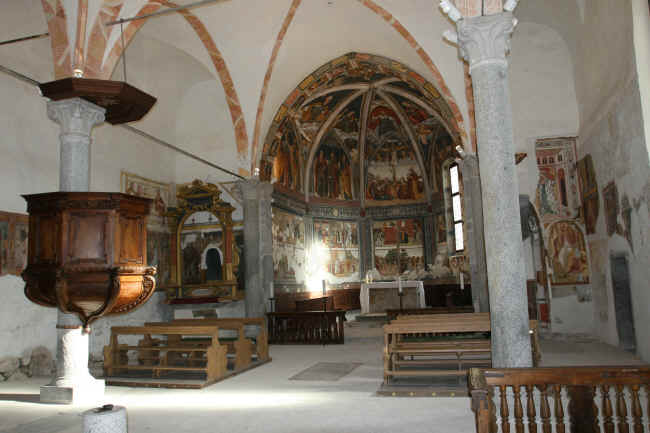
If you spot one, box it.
[103,325,228,385]
[391,313,541,366]
[267,311,345,344]
[385,306,474,322]
[469,366,650,433]
[383,313,541,382]
[152,318,270,365]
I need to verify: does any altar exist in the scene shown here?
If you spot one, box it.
[360,281,426,315]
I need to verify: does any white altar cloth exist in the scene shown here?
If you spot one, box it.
[360,280,425,314]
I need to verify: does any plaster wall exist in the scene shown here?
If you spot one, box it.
[0,27,178,360]
[261,0,470,162]
[0,275,57,359]
[509,22,579,201]
[631,0,650,157]
[557,0,650,362]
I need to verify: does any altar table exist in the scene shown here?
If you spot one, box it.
[360,281,425,314]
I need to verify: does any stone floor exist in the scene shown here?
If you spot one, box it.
[0,322,645,433]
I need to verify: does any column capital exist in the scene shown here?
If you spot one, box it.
[46,98,105,136]
[457,12,516,72]
[235,179,274,201]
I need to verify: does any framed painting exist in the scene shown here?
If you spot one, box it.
[0,211,29,276]
[120,171,172,230]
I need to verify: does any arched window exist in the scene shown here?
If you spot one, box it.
[449,163,464,252]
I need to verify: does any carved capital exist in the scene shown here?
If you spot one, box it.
[46,97,105,137]
[236,179,273,201]
[457,12,515,72]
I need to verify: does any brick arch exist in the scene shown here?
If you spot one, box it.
[85,0,249,159]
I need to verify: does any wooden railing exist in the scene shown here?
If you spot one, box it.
[267,311,345,344]
[469,366,650,433]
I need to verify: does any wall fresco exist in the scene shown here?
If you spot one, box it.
[372,218,424,278]
[313,219,359,280]
[147,230,172,288]
[577,154,599,234]
[272,208,305,282]
[0,211,28,277]
[534,137,580,227]
[121,171,172,230]
[547,220,590,285]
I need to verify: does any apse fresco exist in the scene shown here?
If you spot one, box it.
[268,121,303,193]
[272,208,305,282]
[365,103,426,205]
[372,219,424,278]
[262,53,461,204]
[313,220,359,280]
[312,140,355,200]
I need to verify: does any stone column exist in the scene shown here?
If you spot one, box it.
[237,179,273,318]
[458,154,489,312]
[457,13,532,367]
[42,97,106,403]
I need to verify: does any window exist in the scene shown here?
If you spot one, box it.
[449,163,464,252]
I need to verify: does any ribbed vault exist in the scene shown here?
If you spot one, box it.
[261,53,460,207]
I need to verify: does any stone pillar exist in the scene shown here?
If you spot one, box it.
[458,154,489,312]
[423,214,435,268]
[237,179,273,318]
[42,97,106,403]
[457,13,532,367]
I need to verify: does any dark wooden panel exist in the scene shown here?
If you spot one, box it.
[118,215,144,264]
[68,212,108,264]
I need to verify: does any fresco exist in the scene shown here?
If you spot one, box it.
[121,171,172,230]
[365,104,426,205]
[313,140,355,200]
[262,53,461,205]
[372,218,424,278]
[602,182,621,237]
[577,155,599,235]
[534,137,580,227]
[271,123,302,192]
[147,230,172,288]
[0,211,28,276]
[272,208,305,282]
[313,219,359,280]
[547,220,590,285]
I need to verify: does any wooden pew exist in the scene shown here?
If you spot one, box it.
[103,325,228,385]
[383,313,541,383]
[144,320,252,370]
[156,318,270,364]
[469,366,650,433]
[391,313,541,367]
[267,311,345,344]
[385,306,474,322]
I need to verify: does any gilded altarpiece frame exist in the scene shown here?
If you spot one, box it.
[165,180,240,302]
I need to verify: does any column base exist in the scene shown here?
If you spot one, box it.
[40,377,105,404]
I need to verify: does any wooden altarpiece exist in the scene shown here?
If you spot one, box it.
[166,180,241,303]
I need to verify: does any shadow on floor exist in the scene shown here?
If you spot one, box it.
[0,393,40,403]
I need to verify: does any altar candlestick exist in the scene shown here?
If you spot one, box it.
[459,272,464,291]
[398,276,403,294]
[269,281,274,298]
[322,279,326,296]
